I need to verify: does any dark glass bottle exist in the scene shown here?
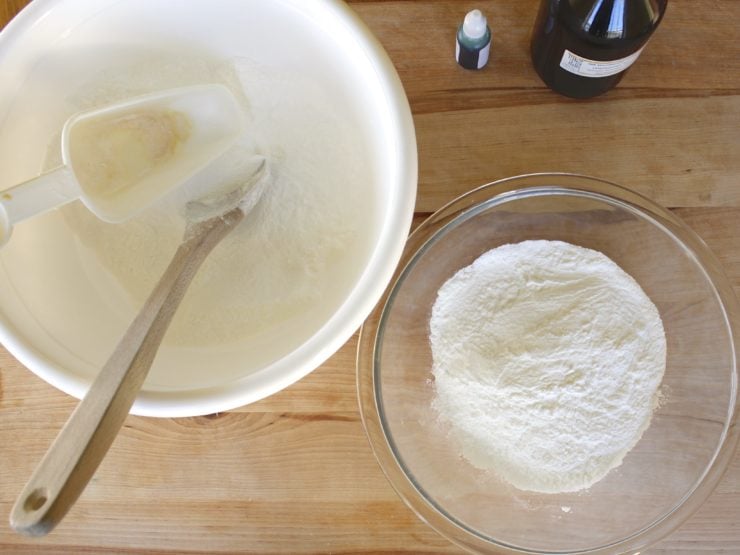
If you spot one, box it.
[531,0,668,98]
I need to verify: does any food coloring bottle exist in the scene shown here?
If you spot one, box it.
[456,9,492,70]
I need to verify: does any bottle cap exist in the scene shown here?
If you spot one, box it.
[463,9,488,40]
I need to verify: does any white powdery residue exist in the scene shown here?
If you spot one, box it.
[61,51,374,347]
[429,240,667,493]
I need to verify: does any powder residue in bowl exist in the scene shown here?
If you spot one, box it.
[429,240,667,493]
[58,52,377,354]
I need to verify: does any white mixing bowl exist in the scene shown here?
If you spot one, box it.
[0,0,417,417]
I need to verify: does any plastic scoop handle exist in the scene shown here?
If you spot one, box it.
[0,167,80,246]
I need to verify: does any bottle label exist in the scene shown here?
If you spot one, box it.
[559,48,644,78]
[456,40,491,70]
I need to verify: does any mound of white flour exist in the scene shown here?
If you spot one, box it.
[430,240,666,493]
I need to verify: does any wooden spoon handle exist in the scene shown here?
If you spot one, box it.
[10,210,243,536]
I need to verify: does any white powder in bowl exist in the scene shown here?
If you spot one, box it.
[58,54,376,352]
[429,240,667,493]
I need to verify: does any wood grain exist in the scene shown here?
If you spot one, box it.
[0,0,739,553]
[0,0,24,25]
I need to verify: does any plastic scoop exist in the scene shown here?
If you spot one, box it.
[0,84,245,246]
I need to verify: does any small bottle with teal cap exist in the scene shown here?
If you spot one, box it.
[456,9,492,70]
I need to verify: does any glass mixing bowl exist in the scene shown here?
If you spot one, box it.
[357,174,739,554]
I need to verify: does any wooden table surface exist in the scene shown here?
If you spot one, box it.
[1,0,739,553]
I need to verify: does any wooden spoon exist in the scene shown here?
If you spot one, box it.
[9,154,269,536]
